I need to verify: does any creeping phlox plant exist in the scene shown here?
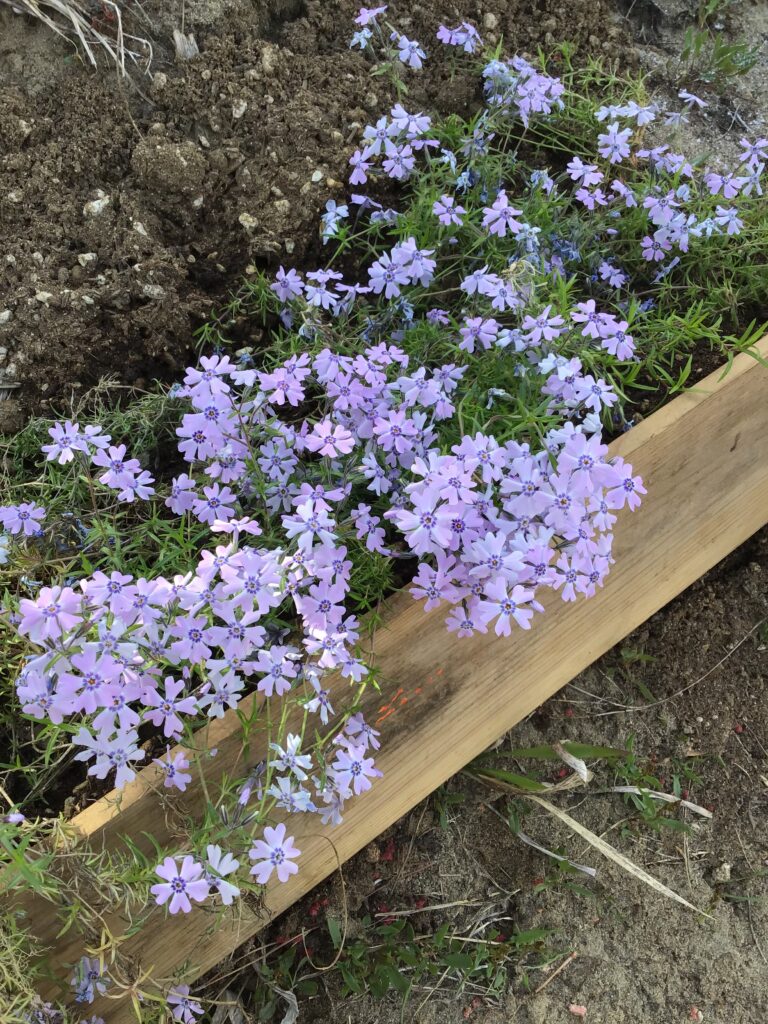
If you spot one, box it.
[2,6,766,1022]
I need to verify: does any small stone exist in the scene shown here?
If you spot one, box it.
[273,199,291,216]
[232,99,248,119]
[141,283,166,299]
[311,169,323,183]
[483,12,499,29]
[152,71,168,91]
[83,191,111,218]
[77,253,97,268]
[238,212,258,232]
[261,45,278,75]
[7,190,22,203]
[201,68,212,80]
[0,310,11,325]
[284,239,295,254]
[132,220,149,237]
[364,843,380,863]
[34,291,53,305]
[713,862,731,883]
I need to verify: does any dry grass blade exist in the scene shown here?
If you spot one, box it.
[1,0,153,74]
[552,741,592,783]
[525,794,712,917]
[514,828,597,878]
[605,786,713,818]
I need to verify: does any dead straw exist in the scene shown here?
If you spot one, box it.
[1,0,153,74]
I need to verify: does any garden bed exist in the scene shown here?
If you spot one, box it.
[3,1,768,1021]
[22,334,768,1021]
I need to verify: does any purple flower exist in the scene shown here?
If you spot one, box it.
[254,645,299,697]
[373,409,418,454]
[249,823,301,884]
[70,956,109,1004]
[433,194,465,226]
[643,191,679,226]
[143,677,198,738]
[521,305,565,345]
[704,172,747,199]
[641,232,672,262]
[368,251,411,298]
[482,190,522,237]
[42,421,109,464]
[459,316,499,353]
[348,149,371,186]
[361,116,391,157]
[167,985,204,1024]
[574,375,617,412]
[72,727,146,790]
[597,122,632,163]
[91,443,141,490]
[393,33,426,69]
[739,136,768,171]
[678,89,707,109]
[714,205,743,235]
[571,299,607,340]
[566,157,603,187]
[269,733,313,781]
[330,742,381,796]
[154,749,193,791]
[445,605,487,638]
[304,419,355,458]
[605,458,646,510]
[271,266,304,303]
[283,499,337,552]
[18,585,83,643]
[437,21,482,53]
[151,856,210,914]
[382,143,416,180]
[0,502,45,537]
[600,320,635,360]
[355,4,387,26]
[205,844,241,905]
[477,580,536,634]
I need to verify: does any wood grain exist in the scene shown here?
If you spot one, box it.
[24,338,768,1020]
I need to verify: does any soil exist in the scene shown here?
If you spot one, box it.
[1,0,767,1020]
[0,0,629,433]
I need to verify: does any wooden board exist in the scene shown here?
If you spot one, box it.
[24,338,768,1020]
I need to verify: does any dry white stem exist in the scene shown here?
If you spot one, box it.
[1,0,153,75]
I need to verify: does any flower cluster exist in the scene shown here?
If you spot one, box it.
[8,7,764,1018]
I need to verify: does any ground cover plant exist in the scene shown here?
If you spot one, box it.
[1,5,766,1021]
